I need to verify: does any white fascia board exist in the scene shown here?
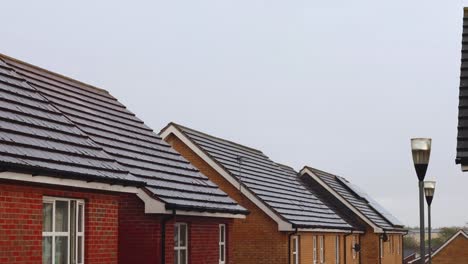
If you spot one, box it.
[299,168,384,233]
[0,171,245,219]
[160,125,293,231]
[427,230,468,261]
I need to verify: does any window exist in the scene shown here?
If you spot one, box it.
[335,236,340,264]
[390,235,393,254]
[42,197,84,264]
[174,223,188,264]
[219,224,226,264]
[397,236,400,255]
[319,236,325,264]
[313,236,317,264]
[352,235,356,260]
[291,236,299,264]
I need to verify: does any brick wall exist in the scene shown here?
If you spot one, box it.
[118,193,234,264]
[0,180,119,264]
[166,134,365,264]
[166,134,290,264]
[360,227,403,264]
[432,233,468,264]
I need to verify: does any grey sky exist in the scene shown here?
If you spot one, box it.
[1,0,467,227]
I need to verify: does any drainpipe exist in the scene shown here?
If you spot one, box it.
[288,226,298,264]
[344,230,353,264]
[161,210,176,264]
[378,234,382,264]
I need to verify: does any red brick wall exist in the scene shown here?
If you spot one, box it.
[118,193,234,264]
[0,180,119,264]
[118,193,161,264]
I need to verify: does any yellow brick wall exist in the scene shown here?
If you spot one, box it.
[432,234,468,264]
[165,134,403,264]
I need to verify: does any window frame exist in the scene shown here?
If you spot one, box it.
[42,196,85,264]
[219,224,226,264]
[352,235,356,260]
[335,236,340,264]
[174,223,188,264]
[319,236,325,264]
[291,235,299,264]
[313,236,317,264]
[380,237,384,259]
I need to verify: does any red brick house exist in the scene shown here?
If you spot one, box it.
[0,54,247,264]
[299,167,406,264]
[407,230,468,264]
[160,123,366,264]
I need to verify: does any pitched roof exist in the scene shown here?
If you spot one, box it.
[457,8,468,166]
[301,166,405,232]
[0,54,247,215]
[162,123,356,230]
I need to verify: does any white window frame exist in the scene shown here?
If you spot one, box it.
[42,197,85,264]
[291,236,299,264]
[352,235,356,260]
[313,236,317,264]
[219,224,226,264]
[319,236,325,264]
[174,223,188,264]
[397,236,400,255]
[335,236,340,264]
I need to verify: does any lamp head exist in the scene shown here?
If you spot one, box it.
[424,180,436,205]
[411,138,432,181]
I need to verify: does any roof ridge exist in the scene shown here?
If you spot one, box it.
[0,53,110,95]
[167,122,264,154]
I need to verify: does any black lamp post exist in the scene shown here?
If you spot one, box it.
[411,138,432,264]
[424,180,436,264]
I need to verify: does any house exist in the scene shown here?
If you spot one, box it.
[0,54,248,264]
[299,167,406,264]
[457,8,468,171]
[407,230,468,263]
[161,123,367,264]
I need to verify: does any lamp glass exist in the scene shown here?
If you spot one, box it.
[411,138,432,165]
[424,180,436,197]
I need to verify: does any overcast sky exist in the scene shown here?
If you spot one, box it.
[2,0,468,227]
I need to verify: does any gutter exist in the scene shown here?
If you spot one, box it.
[161,209,176,264]
[288,226,298,264]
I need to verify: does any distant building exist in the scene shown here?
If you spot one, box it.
[408,230,468,264]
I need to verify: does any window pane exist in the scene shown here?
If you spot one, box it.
[220,225,225,242]
[174,225,179,247]
[42,236,52,264]
[78,236,83,263]
[78,204,83,233]
[43,203,53,232]
[174,250,178,264]
[292,237,296,251]
[55,201,69,232]
[180,249,187,264]
[179,225,187,247]
[220,245,225,262]
[55,236,68,264]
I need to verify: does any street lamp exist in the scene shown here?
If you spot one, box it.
[424,180,436,264]
[411,138,432,263]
